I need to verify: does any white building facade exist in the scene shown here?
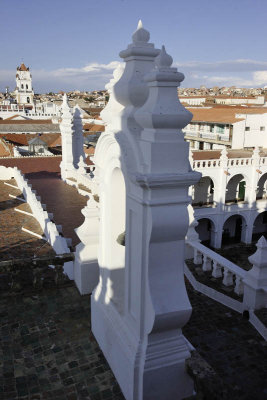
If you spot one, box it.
[14,63,34,105]
[184,108,267,150]
[191,147,267,249]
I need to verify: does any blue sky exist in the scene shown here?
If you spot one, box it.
[1,0,267,92]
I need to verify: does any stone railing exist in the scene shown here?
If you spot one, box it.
[191,155,267,170]
[227,157,252,167]
[192,159,221,169]
[185,239,267,340]
[260,157,267,166]
[0,165,73,278]
[186,240,245,297]
[64,167,99,197]
[13,167,71,255]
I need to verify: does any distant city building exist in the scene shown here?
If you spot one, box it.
[184,107,267,150]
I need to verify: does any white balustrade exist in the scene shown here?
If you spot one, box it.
[3,167,72,277]
[187,241,246,296]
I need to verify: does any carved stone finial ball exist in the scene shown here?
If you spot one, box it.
[155,45,173,68]
[132,20,150,43]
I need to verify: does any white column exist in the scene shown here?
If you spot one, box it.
[213,148,229,248]
[134,45,200,399]
[73,105,85,169]
[185,204,200,258]
[74,196,99,295]
[243,236,267,310]
[60,94,75,180]
[92,21,202,400]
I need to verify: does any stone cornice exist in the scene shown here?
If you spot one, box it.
[135,171,201,189]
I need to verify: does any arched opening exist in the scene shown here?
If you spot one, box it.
[256,173,267,200]
[107,167,126,313]
[192,176,214,207]
[252,211,267,241]
[195,218,215,247]
[222,214,246,246]
[26,84,28,90]
[21,84,24,89]
[225,174,246,204]
[27,97,30,103]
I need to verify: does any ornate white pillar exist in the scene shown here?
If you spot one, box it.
[91,21,200,400]
[185,205,200,258]
[73,105,85,169]
[73,64,125,294]
[78,155,87,175]
[243,236,267,310]
[214,148,229,248]
[74,196,99,295]
[134,45,200,400]
[60,94,75,180]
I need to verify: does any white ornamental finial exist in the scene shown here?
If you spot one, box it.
[155,45,173,69]
[132,19,150,43]
[62,93,68,106]
[249,235,267,267]
[61,93,72,117]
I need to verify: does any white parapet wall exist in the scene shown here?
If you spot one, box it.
[0,165,15,180]
[0,166,73,279]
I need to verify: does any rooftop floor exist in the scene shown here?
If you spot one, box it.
[0,179,55,261]
[25,172,88,247]
[0,281,266,400]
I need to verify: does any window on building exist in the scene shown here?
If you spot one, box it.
[260,127,265,131]
[217,124,225,134]
[210,124,215,133]
[26,84,28,90]
[21,84,24,89]
[27,97,30,103]
[245,127,250,131]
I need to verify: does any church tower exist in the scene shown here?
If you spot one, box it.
[15,63,34,105]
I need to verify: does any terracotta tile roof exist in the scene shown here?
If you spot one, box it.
[0,133,29,146]
[48,135,62,147]
[83,123,95,131]
[83,107,103,115]
[83,123,105,132]
[0,133,61,147]
[0,141,12,157]
[0,156,62,174]
[3,115,25,121]
[89,124,105,132]
[187,107,267,124]
[191,149,264,160]
[84,146,95,156]
[17,63,29,71]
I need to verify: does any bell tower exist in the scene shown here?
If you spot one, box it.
[15,63,34,105]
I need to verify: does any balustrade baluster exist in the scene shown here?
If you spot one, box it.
[234,276,244,295]
[202,255,212,271]
[212,261,222,278]
[222,268,234,286]
[193,248,203,265]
